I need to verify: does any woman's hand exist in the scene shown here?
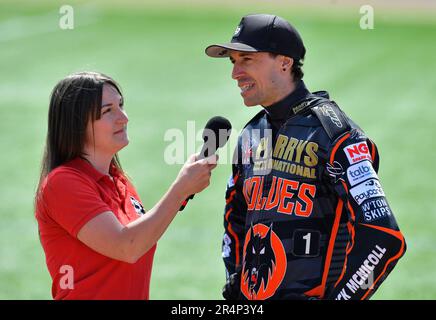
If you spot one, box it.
[173,153,218,198]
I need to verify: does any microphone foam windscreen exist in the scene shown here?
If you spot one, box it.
[203,116,232,149]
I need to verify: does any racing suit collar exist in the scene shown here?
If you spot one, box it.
[262,80,311,128]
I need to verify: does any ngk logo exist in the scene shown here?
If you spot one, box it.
[344,142,372,164]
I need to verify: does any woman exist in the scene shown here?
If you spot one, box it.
[35,71,217,299]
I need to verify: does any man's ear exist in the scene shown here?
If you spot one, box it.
[281,56,293,71]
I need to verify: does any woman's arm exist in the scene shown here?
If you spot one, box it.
[77,154,217,263]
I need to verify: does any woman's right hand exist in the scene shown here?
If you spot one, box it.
[173,153,218,198]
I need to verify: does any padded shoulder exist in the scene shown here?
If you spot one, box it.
[310,98,351,141]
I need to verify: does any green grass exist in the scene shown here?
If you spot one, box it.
[0,1,435,299]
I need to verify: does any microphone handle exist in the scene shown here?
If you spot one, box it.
[179,144,211,211]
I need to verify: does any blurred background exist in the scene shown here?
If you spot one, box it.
[0,0,435,299]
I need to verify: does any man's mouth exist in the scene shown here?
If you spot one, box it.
[114,128,126,135]
[239,83,255,95]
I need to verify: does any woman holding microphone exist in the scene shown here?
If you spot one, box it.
[35,71,217,299]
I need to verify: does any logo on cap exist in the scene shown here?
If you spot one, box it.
[233,25,242,37]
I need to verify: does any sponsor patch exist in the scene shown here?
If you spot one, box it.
[344,141,372,164]
[346,160,378,186]
[350,179,385,205]
[361,198,392,222]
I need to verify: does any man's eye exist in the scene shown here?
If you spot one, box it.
[102,108,111,115]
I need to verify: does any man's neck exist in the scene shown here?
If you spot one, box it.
[262,80,296,108]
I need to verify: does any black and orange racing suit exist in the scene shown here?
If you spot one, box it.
[222,81,406,300]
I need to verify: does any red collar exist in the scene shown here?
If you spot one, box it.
[66,157,124,182]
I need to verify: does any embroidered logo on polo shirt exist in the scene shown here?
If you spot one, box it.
[130,196,145,215]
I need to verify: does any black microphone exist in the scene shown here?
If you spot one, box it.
[179,116,232,211]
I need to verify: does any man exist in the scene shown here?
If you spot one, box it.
[205,14,406,300]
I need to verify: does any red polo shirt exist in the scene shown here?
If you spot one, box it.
[35,157,156,300]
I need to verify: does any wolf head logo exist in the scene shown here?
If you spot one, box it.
[242,224,277,298]
[241,223,287,299]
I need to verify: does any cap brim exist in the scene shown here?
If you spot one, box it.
[205,42,259,58]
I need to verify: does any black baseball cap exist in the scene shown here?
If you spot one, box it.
[205,14,306,60]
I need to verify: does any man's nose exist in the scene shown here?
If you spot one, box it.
[232,63,244,80]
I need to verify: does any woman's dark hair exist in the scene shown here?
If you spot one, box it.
[269,52,305,82]
[36,71,124,194]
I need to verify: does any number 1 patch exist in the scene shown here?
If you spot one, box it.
[292,229,321,257]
